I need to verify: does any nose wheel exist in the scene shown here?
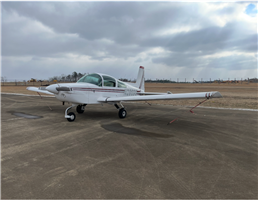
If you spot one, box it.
[67,112,76,122]
[65,105,77,122]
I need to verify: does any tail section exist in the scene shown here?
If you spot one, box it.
[135,66,145,92]
[126,66,145,91]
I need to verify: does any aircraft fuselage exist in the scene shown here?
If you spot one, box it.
[46,82,140,104]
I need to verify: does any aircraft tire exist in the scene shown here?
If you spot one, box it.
[67,112,76,122]
[118,108,127,119]
[76,105,84,114]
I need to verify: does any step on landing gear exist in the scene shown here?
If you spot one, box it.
[114,102,127,119]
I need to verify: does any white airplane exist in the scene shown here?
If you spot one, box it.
[27,66,222,122]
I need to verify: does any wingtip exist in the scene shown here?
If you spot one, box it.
[211,91,223,98]
[26,86,36,90]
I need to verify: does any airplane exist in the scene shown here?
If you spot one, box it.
[27,66,222,122]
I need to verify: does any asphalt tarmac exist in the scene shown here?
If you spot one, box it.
[1,94,257,199]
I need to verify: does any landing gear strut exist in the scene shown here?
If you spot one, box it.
[114,102,127,119]
[65,104,87,122]
[65,104,76,122]
[76,104,87,114]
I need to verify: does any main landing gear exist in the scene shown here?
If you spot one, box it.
[65,104,87,122]
[114,103,127,119]
[76,104,86,114]
[64,103,126,122]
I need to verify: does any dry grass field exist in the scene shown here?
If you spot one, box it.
[1,82,258,109]
[144,82,258,109]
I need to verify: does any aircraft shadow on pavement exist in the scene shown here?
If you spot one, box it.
[101,122,173,138]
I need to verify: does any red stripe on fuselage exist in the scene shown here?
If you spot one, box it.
[71,87,141,94]
[72,87,125,93]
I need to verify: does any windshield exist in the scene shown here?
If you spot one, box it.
[77,74,102,86]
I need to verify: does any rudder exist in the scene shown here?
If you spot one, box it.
[135,66,145,92]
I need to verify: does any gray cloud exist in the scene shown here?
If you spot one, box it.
[1,2,257,81]
[152,52,256,70]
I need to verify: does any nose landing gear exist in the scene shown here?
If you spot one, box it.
[65,104,87,122]
[67,112,76,122]
[65,104,76,122]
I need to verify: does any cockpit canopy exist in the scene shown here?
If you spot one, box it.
[77,73,102,86]
[77,73,127,88]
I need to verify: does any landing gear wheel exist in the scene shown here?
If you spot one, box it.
[67,112,76,122]
[76,105,85,114]
[118,108,127,119]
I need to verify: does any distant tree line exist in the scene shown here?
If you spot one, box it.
[48,72,87,82]
[145,79,176,83]
[46,73,258,84]
[118,78,177,83]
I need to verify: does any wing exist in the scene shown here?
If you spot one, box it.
[27,87,54,95]
[98,91,222,102]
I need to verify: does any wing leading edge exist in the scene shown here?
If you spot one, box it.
[27,87,54,95]
[98,91,222,102]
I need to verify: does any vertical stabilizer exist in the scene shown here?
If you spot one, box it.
[135,66,145,92]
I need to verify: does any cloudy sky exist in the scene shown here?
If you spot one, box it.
[1,1,257,81]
